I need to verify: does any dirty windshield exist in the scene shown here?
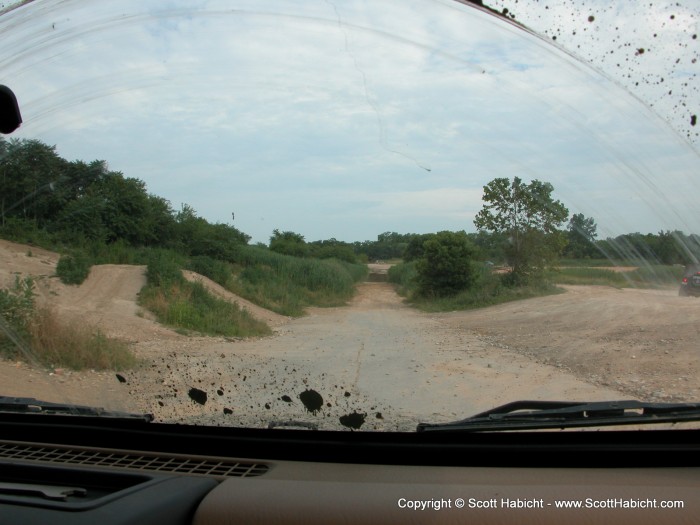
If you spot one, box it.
[0,0,698,431]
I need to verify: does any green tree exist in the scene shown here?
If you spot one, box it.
[474,177,568,283]
[565,213,598,259]
[308,238,357,263]
[174,204,248,259]
[269,229,309,258]
[416,231,477,297]
[403,233,435,262]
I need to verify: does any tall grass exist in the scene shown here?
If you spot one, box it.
[230,247,368,316]
[139,251,271,337]
[185,255,237,289]
[0,277,137,370]
[388,260,418,295]
[28,308,138,370]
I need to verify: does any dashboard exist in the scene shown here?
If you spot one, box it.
[0,414,699,524]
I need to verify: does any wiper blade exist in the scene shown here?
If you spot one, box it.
[416,400,700,432]
[0,396,153,421]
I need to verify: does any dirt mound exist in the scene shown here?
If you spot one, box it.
[182,270,290,328]
[0,239,59,289]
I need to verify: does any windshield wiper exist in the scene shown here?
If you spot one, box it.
[0,396,153,421]
[416,400,700,432]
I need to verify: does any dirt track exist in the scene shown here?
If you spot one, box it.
[1,240,699,430]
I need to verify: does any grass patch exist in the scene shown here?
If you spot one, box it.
[139,280,271,337]
[387,260,418,295]
[557,258,619,267]
[388,261,562,312]
[1,277,137,370]
[139,251,271,337]
[550,267,629,287]
[623,264,683,287]
[229,247,368,316]
[551,265,682,288]
[185,255,237,289]
[27,308,138,370]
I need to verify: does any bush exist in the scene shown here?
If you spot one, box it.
[415,231,477,297]
[56,253,92,285]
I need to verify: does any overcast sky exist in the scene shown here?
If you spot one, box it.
[1,0,698,244]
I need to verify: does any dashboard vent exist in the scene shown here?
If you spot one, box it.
[0,441,269,479]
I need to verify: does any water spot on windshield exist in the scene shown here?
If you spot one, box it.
[299,389,323,414]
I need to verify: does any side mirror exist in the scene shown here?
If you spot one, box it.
[0,85,22,134]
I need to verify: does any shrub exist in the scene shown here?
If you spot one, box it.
[415,231,477,297]
[56,252,92,285]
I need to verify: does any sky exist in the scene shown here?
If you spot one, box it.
[1,0,699,244]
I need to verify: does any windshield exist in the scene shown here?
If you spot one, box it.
[0,0,698,432]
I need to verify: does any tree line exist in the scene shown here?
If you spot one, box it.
[2,137,697,299]
[0,137,248,259]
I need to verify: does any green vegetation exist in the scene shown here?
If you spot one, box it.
[0,137,367,335]
[389,260,562,312]
[2,137,698,327]
[556,258,620,267]
[564,213,598,259]
[474,177,569,284]
[553,265,683,288]
[139,251,271,337]
[0,277,136,370]
[28,308,138,370]
[56,252,92,284]
[231,247,368,316]
[415,231,477,297]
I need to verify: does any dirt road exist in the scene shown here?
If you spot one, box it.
[1,240,698,430]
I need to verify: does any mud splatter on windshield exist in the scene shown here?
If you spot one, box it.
[486,0,699,144]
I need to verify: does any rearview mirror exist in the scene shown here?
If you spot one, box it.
[0,85,22,134]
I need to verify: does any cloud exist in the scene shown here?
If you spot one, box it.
[2,0,697,244]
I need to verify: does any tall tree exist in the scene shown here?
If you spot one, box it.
[565,213,598,259]
[474,177,568,282]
